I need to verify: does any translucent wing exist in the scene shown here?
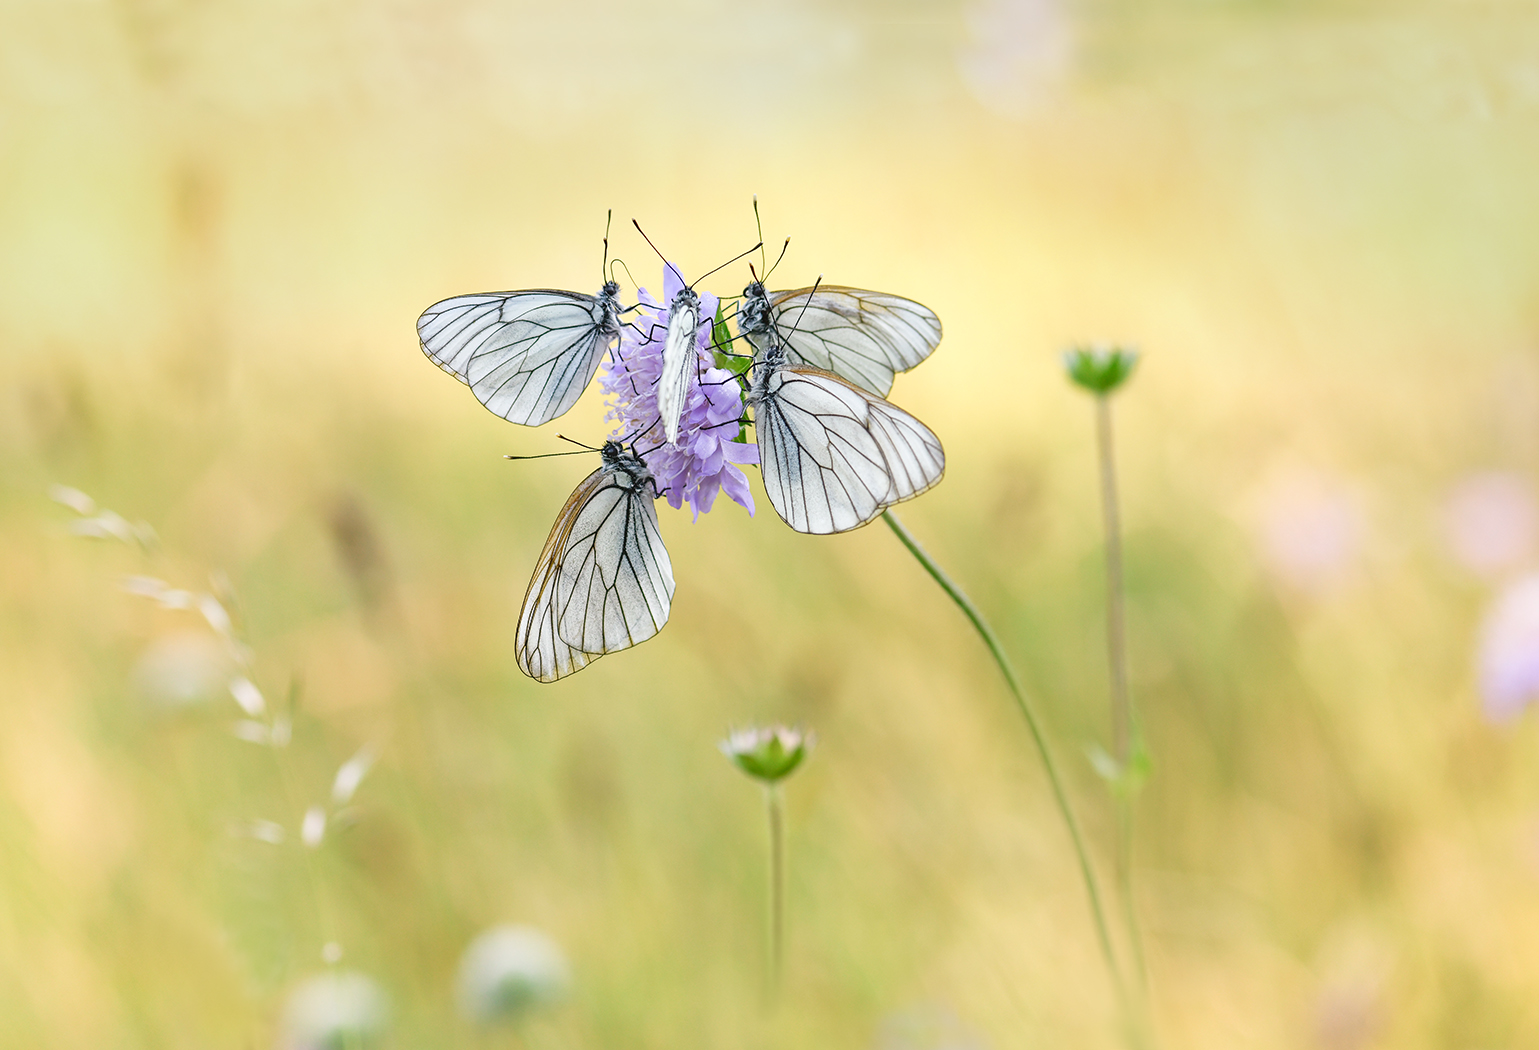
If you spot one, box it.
[759,286,942,397]
[752,365,897,535]
[865,395,946,506]
[515,461,675,683]
[657,292,701,446]
[553,475,673,656]
[417,289,617,427]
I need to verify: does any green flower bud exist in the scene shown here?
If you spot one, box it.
[1064,344,1139,395]
[719,725,813,784]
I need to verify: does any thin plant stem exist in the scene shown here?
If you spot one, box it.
[882,510,1131,1018]
[765,782,785,1004]
[1096,395,1148,990]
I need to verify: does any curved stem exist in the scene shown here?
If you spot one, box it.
[882,511,1129,1013]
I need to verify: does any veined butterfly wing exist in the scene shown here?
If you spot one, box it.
[749,347,946,534]
[865,395,945,506]
[418,282,622,427]
[656,288,702,446]
[740,284,942,397]
[515,443,675,682]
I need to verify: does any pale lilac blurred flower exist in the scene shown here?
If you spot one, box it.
[1443,471,1536,577]
[457,924,570,1023]
[1311,925,1389,1050]
[278,971,387,1050]
[1252,470,1364,593]
[600,265,757,520]
[957,0,1072,119]
[1477,573,1539,722]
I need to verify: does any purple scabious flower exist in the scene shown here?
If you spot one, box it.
[601,265,758,520]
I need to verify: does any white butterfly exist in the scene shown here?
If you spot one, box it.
[515,442,675,682]
[747,341,945,535]
[737,281,942,397]
[418,281,624,427]
[656,284,701,447]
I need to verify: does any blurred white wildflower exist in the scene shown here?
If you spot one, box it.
[957,0,1072,119]
[230,677,267,718]
[301,806,327,848]
[331,745,377,806]
[133,631,233,708]
[1443,471,1536,578]
[48,484,96,515]
[457,925,570,1023]
[278,971,388,1050]
[52,485,156,548]
[239,819,286,845]
[1476,572,1539,723]
[232,716,290,747]
[1252,469,1365,593]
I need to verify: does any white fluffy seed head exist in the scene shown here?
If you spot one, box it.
[278,971,387,1050]
[457,925,570,1024]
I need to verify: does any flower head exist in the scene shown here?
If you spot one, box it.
[1064,343,1138,395]
[457,924,570,1023]
[719,724,814,784]
[601,265,757,520]
[278,971,388,1050]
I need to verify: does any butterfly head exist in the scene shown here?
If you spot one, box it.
[603,440,656,492]
[739,281,770,336]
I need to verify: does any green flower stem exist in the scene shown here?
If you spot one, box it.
[1095,394,1148,991]
[882,510,1129,1014]
[765,782,786,1004]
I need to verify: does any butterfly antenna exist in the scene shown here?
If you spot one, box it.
[622,414,663,449]
[601,209,613,283]
[753,195,766,274]
[631,220,687,290]
[785,274,824,341]
[764,237,790,281]
[556,433,602,452]
[691,240,763,287]
[611,256,640,292]
[504,449,596,461]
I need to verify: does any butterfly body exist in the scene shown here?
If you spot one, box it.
[515,441,675,682]
[418,280,624,427]
[747,342,944,535]
[738,281,942,397]
[657,288,702,446]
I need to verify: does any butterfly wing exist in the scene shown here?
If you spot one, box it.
[515,465,675,683]
[864,394,946,506]
[418,289,615,427]
[753,365,896,534]
[553,476,674,656]
[762,286,942,397]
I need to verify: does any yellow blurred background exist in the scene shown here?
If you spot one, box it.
[5,0,1539,1046]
